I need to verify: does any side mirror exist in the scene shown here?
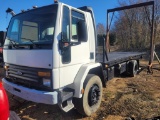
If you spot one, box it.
[59,32,70,51]
[77,21,88,42]
[61,32,68,42]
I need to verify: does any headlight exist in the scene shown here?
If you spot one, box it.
[42,78,51,87]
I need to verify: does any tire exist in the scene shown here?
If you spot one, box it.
[128,60,138,77]
[74,74,102,116]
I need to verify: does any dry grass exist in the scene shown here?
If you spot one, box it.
[0,62,160,120]
[95,68,160,120]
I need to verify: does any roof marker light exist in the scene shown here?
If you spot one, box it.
[33,6,38,9]
[54,0,58,3]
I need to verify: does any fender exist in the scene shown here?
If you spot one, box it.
[73,63,102,98]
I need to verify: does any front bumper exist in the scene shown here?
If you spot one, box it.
[2,78,58,105]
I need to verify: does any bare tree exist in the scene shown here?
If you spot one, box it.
[96,23,106,35]
[113,0,160,51]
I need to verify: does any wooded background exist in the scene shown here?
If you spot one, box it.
[96,0,160,52]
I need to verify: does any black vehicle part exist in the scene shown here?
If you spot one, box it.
[128,60,138,77]
[73,74,102,116]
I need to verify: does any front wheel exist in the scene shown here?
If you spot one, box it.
[74,74,102,116]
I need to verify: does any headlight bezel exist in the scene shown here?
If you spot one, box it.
[38,71,52,89]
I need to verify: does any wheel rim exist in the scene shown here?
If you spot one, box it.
[88,84,100,107]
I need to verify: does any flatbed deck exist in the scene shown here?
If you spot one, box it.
[96,52,146,67]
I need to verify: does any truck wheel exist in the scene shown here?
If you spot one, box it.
[128,60,138,77]
[74,74,102,116]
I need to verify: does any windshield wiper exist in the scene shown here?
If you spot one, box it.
[6,37,19,48]
[21,38,41,48]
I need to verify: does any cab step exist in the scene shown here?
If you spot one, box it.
[58,88,74,112]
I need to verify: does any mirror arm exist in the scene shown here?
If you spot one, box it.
[59,40,63,50]
[70,42,80,46]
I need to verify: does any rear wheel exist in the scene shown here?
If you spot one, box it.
[74,74,102,116]
[128,60,138,77]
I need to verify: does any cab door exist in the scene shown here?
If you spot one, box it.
[59,5,89,88]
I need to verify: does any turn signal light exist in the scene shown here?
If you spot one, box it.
[4,66,9,71]
[38,72,51,77]
[0,48,3,53]
[81,89,85,94]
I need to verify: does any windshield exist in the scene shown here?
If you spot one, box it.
[5,4,58,48]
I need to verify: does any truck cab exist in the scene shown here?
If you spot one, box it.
[3,2,102,116]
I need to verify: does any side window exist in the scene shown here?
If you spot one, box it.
[61,6,71,64]
[71,10,85,42]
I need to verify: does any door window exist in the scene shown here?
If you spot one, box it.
[62,6,70,42]
[71,10,85,42]
[61,6,71,64]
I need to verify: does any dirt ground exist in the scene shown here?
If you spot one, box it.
[0,61,160,120]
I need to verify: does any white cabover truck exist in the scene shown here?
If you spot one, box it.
[2,1,145,116]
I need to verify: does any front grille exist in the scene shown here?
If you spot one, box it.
[6,64,53,91]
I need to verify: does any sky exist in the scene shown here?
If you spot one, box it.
[0,0,118,31]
